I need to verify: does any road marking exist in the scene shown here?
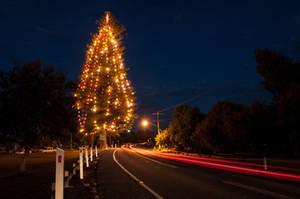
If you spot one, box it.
[113,149,164,199]
[132,150,178,169]
[222,180,295,199]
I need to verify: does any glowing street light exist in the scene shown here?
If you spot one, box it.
[141,119,157,129]
[141,119,149,127]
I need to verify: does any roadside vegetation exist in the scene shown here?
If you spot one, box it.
[156,49,300,157]
[0,60,81,172]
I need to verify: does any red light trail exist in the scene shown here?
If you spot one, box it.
[156,152,300,171]
[129,148,300,183]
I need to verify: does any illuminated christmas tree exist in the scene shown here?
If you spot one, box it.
[75,12,136,143]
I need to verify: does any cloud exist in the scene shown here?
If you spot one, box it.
[174,13,183,22]
[144,86,153,90]
[168,87,203,97]
[166,80,207,97]
[216,85,271,104]
[135,99,164,115]
[159,64,168,69]
[24,40,36,47]
[293,9,300,23]
[289,35,300,53]
[282,35,300,59]
[35,26,63,35]
[142,92,161,98]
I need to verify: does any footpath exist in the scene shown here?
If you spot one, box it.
[64,150,104,199]
[66,148,154,199]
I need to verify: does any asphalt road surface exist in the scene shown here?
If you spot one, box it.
[97,149,300,199]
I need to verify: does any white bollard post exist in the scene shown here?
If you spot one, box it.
[95,146,98,157]
[264,157,267,171]
[90,146,93,162]
[55,148,64,199]
[79,147,83,179]
[85,147,89,168]
[115,143,117,148]
[106,145,108,150]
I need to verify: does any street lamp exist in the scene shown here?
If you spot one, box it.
[141,119,149,127]
[140,119,160,133]
[140,118,162,150]
[141,119,156,128]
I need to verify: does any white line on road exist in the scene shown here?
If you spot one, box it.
[132,150,179,169]
[222,180,295,199]
[113,149,164,199]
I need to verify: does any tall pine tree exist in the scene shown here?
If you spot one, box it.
[75,12,136,144]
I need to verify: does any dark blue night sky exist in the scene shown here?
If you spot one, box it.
[1,0,300,128]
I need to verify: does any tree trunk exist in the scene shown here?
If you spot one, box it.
[90,133,95,148]
[103,130,107,148]
[19,148,29,174]
[70,133,73,150]
[108,135,111,147]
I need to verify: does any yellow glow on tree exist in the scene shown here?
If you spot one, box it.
[75,11,136,137]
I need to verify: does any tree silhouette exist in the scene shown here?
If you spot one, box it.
[255,49,300,155]
[0,60,77,172]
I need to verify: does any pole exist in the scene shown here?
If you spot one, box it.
[85,146,89,168]
[70,133,72,150]
[91,133,95,148]
[55,148,64,199]
[95,146,98,157]
[152,112,164,134]
[264,157,267,171]
[157,112,160,134]
[90,146,93,162]
[157,112,162,149]
[79,147,83,179]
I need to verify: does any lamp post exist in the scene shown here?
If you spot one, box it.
[141,119,160,134]
[141,119,155,128]
[141,119,161,149]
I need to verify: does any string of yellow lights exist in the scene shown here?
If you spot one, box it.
[75,11,136,137]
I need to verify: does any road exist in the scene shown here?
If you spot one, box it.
[97,148,300,199]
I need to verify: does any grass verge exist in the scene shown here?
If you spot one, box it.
[0,149,79,199]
